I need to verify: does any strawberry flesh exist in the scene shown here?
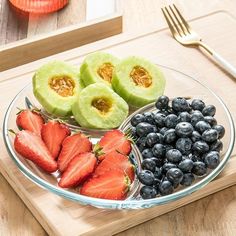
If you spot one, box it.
[94,151,135,182]
[80,170,130,200]
[97,130,131,161]
[41,121,71,159]
[16,109,44,136]
[59,152,97,188]
[58,133,92,172]
[14,130,57,173]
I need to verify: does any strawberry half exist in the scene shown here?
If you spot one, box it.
[41,120,71,159]
[80,170,130,200]
[14,130,57,173]
[16,109,44,136]
[94,151,135,182]
[95,130,132,161]
[59,152,97,188]
[58,133,92,172]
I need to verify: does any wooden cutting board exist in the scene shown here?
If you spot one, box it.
[1,11,236,236]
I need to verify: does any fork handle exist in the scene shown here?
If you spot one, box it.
[199,42,236,78]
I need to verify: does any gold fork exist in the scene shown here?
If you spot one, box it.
[162,4,236,78]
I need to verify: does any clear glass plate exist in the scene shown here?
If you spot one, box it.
[3,65,235,209]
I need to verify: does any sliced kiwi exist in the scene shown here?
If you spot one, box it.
[112,56,166,107]
[72,83,129,129]
[80,51,120,87]
[33,61,83,117]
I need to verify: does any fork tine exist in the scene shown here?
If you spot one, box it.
[169,5,187,35]
[161,8,177,38]
[173,4,191,33]
[163,7,182,37]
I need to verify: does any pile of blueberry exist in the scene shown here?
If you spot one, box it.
[130,96,225,199]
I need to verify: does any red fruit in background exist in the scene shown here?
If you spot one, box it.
[59,152,97,188]
[16,109,44,136]
[41,120,71,160]
[80,170,130,200]
[95,130,132,161]
[94,151,135,182]
[14,130,57,173]
[58,133,92,172]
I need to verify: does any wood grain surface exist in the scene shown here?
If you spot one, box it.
[1,0,236,235]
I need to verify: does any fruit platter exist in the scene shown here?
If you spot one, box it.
[3,51,235,209]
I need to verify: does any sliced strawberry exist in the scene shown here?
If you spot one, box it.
[96,130,132,161]
[59,152,97,188]
[94,151,135,182]
[80,170,130,200]
[16,109,44,136]
[58,133,92,172]
[14,130,57,173]
[41,120,70,160]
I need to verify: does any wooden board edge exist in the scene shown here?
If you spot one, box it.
[0,13,122,72]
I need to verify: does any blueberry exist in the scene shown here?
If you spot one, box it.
[154,113,166,127]
[155,95,169,110]
[191,99,205,111]
[178,159,194,172]
[163,129,176,143]
[210,140,223,152]
[141,148,154,159]
[177,112,191,123]
[195,121,211,134]
[192,141,209,154]
[153,178,161,190]
[191,110,204,126]
[151,157,164,167]
[141,158,156,172]
[160,127,169,135]
[192,161,207,176]
[166,168,183,184]
[191,131,202,143]
[165,114,178,128]
[202,105,216,117]
[152,144,166,158]
[202,129,218,143]
[175,122,194,137]
[143,112,155,124]
[172,97,190,112]
[138,170,155,186]
[162,163,177,174]
[204,151,220,169]
[180,173,195,186]
[166,149,182,163]
[165,144,174,153]
[153,167,163,179]
[136,137,147,152]
[175,138,192,155]
[136,122,157,137]
[146,133,163,147]
[131,113,145,126]
[140,186,158,199]
[213,125,225,139]
[190,153,202,162]
[204,116,217,126]
[159,180,174,196]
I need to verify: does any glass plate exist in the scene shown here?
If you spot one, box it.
[3,65,235,209]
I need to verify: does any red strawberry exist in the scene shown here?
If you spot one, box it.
[14,130,57,173]
[95,130,132,161]
[80,170,130,200]
[58,133,92,172]
[59,152,97,188]
[41,121,71,159]
[16,109,44,136]
[94,151,135,182]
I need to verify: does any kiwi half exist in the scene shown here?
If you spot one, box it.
[33,61,83,117]
[72,83,129,129]
[112,56,166,107]
[80,51,120,87]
